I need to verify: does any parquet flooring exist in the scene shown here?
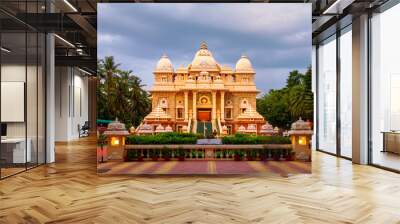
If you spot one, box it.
[1,136,400,223]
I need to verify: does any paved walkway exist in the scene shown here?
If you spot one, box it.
[98,160,311,175]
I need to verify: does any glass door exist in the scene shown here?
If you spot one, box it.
[317,35,337,154]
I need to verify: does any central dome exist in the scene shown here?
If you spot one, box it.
[190,42,220,71]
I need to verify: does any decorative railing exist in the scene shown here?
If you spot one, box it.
[124,144,293,161]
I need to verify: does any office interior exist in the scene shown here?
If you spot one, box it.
[0,0,97,179]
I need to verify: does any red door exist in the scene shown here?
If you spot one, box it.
[197,110,211,121]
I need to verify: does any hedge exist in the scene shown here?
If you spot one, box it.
[222,133,291,145]
[126,132,201,145]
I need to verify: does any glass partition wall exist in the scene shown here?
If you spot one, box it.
[370,3,400,171]
[339,26,352,159]
[315,1,400,171]
[0,4,46,179]
[316,24,352,159]
[317,35,337,155]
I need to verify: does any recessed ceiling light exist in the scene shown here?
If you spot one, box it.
[1,47,11,53]
[78,67,92,76]
[54,34,75,48]
[63,0,78,12]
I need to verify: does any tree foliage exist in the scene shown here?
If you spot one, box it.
[97,56,151,128]
[257,66,313,129]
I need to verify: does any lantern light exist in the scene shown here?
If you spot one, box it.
[298,136,307,145]
[111,137,120,146]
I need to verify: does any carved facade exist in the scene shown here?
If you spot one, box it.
[139,42,266,135]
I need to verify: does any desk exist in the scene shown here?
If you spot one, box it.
[382,131,400,154]
[1,138,31,163]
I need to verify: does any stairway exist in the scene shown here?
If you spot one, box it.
[197,121,212,137]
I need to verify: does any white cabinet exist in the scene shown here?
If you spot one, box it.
[1,138,32,163]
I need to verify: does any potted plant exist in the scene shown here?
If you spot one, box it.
[125,150,138,162]
[216,150,222,159]
[259,148,268,161]
[177,147,185,161]
[98,133,107,163]
[197,150,204,159]
[272,148,281,161]
[191,150,197,159]
[234,150,244,161]
[246,150,257,161]
[150,149,160,161]
[137,151,144,161]
[162,147,172,161]
[222,150,227,159]
[229,150,235,159]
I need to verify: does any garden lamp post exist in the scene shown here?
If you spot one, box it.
[103,118,130,161]
[288,117,313,161]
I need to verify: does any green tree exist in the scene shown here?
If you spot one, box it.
[256,66,313,129]
[257,89,293,129]
[286,70,303,88]
[97,57,151,128]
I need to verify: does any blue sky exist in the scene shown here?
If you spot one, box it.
[98,3,311,95]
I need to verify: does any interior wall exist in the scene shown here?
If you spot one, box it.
[1,64,39,138]
[54,66,89,141]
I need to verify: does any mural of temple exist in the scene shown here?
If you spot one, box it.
[138,42,266,135]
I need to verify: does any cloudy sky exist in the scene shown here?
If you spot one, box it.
[98,4,311,94]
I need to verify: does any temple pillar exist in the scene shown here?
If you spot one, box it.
[220,91,225,122]
[212,91,217,121]
[184,91,189,121]
[193,91,197,120]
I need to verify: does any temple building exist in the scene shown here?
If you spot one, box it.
[138,42,266,135]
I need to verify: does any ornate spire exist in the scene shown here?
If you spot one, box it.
[200,41,208,50]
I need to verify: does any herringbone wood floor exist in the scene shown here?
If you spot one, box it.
[1,137,400,224]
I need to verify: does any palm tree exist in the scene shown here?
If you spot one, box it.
[97,56,152,127]
[288,67,313,120]
[98,56,121,120]
[288,85,313,120]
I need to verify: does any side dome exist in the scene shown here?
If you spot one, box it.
[235,55,254,73]
[190,42,219,71]
[155,54,174,73]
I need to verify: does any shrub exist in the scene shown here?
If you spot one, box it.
[222,133,291,145]
[126,132,200,145]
